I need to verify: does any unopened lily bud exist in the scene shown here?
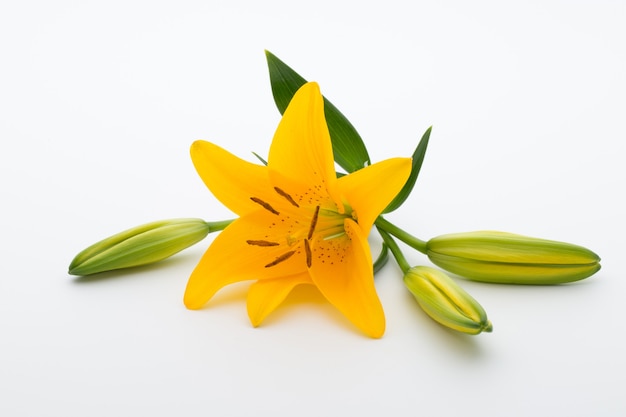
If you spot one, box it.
[404,266,492,335]
[69,218,211,276]
[426,231,600,284]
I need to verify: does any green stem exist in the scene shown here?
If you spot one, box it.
[206,219,235,232]
[376,227,411,274]
[375,216,428,254]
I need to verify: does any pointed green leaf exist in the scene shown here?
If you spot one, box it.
[252,152,268,166]
[383,126,432,213]
[265,50,371,173]
[373,242,389,275]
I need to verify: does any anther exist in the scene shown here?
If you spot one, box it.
[307,205,320,240]
[250,197,279,215]
[264,251,296,268]
[274,187,299,208]
[304,239,312,268]
[247,240,280,247]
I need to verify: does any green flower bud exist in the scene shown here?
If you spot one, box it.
[426,231,601,284]
[404,266,492,335]
[69,218,212,276]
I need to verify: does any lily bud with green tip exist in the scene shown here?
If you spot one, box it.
[404,266,492,335]
[69,218,214,276]
[426,231,601,284]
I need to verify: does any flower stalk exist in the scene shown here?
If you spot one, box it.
[376,226,411,273]
[375,216,427,254]
[377,227,492,335]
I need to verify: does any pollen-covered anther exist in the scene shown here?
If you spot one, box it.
[274,187,300,208]
[304,239,312,268]
[264,250,296,268]
[307,205,320,240]
[247,240,280,247]
[250,197,280,215]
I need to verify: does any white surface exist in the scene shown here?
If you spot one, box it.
[2,1,625,416]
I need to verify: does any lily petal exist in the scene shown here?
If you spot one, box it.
[190,140,273,217]
[268,82,342,210]
[338,157,412,232]
[184,212,307,310]
[308,218,385,338]
[247,273,313,327]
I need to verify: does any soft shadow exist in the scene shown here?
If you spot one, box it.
[257,285,360,335]
[451,271,599,289]
[202,282,250,309]
[401,291,490,359]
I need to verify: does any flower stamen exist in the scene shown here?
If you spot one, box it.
[264,251,296,268]
[247,240,280,247]
[323,230,346,241]
[307,205,320,240]
[274,187,300,208]
[250,197,280,215]
[304,239,312,268]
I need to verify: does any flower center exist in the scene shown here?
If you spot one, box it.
[246,186,352,269]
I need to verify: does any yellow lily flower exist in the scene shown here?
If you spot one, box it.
[184,82,411,338]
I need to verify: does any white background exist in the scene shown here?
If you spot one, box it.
[2,1,625,416]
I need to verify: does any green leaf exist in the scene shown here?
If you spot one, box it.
[383,126,432,213]
[252,152,268,165]
[373,242,389,275]
[265,50,371,173]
